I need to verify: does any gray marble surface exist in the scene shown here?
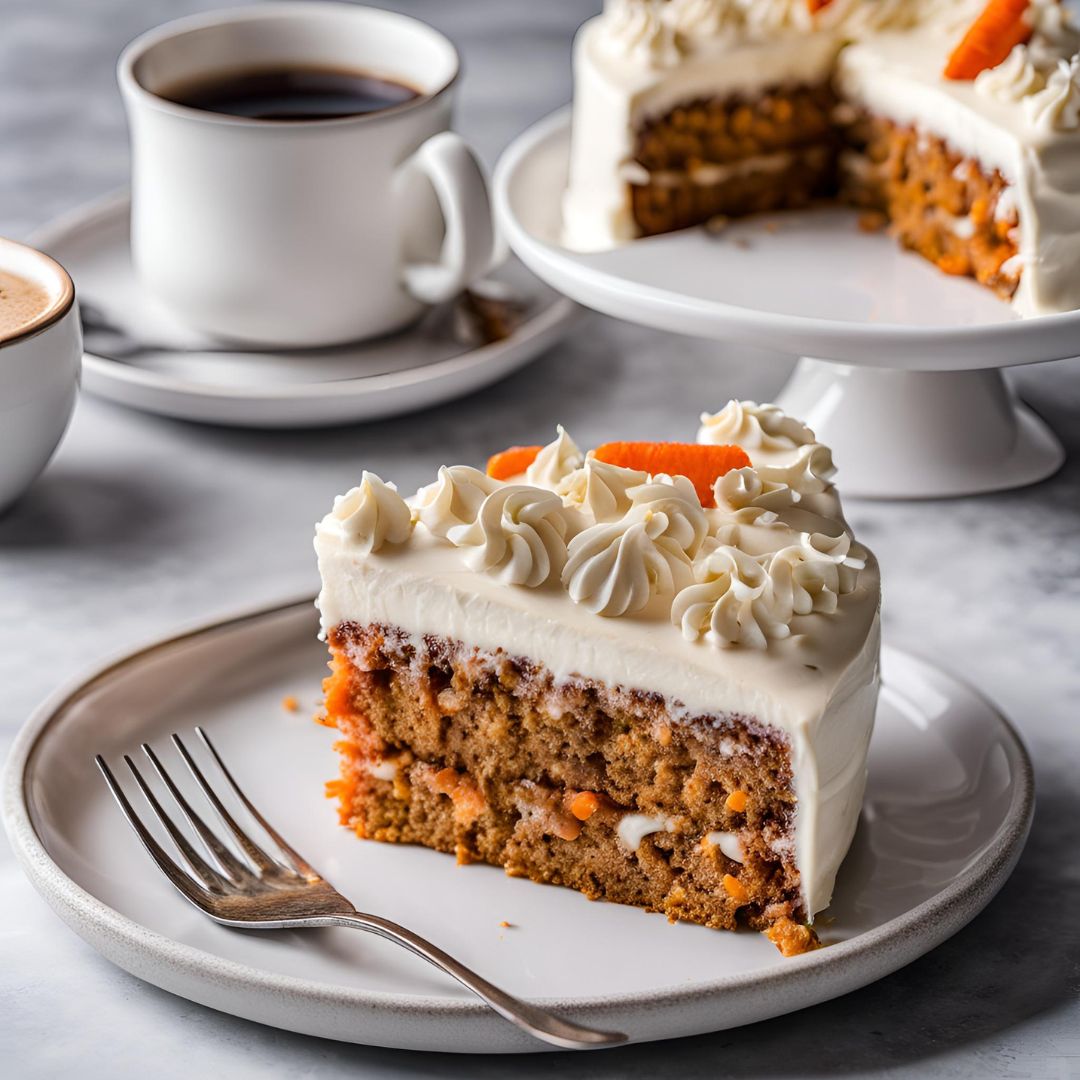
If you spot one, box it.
[1,1,1078,1077]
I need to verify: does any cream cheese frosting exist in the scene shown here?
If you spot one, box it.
[562,0,1080,315]
[315,402,881,919]
[321,472,413,555]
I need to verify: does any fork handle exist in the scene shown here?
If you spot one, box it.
[316,911,626,1049]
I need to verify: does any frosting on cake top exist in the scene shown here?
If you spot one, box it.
[317,401,871,653]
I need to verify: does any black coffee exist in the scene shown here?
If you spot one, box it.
[160,66,420,121]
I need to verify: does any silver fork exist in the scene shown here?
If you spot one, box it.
[96,728,626,1050]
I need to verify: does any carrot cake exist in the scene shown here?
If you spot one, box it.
[561,0,1080,314]
[314,402,881,954]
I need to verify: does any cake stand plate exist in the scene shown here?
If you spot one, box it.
[494,109,1071,498]
[3,597,1033,1053]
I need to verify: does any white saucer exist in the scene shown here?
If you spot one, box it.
[2,597,1033,1053]
[29,193,577,429]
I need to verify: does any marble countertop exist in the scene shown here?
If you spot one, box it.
[2,1,1078,1077]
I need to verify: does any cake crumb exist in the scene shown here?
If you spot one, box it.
[498,920,514,928]
[765,917,822,957]
[703,214,730,236]
[858,210,888,234]
[282,694,300,712]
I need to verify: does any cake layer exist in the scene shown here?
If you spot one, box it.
[633,85,838,170]
[323,622,810,934]
[562,16,839,250]
[841,113,1021,298]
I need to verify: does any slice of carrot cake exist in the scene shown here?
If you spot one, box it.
[314,403,880,954]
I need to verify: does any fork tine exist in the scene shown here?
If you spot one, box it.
[95,756,218,911]
[170,733,292,877]
[195,727,319,880]
[141,743,255,884]
[123,755,232,894]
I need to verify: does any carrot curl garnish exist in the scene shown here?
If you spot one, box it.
[486,445,542,480]
[591,442,751,507]
[944,0,1031,81]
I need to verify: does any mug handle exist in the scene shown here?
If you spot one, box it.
[398,131,498,306]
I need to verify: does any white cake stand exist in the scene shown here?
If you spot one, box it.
[493,109,1072,499]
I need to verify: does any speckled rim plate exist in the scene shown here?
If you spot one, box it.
[2,596,1034,1054]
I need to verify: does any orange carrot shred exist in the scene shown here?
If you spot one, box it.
[806,0,834,12]
[486,445,542,480]
[723,874,749,905]
[944,0,1032,81]
[725,789,748,813]
[570,791,600,821]
[591,442,751,507]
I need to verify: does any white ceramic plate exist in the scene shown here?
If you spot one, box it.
[29,193,577,429]
[494,109,1080,369]
[2,598,1032,1054]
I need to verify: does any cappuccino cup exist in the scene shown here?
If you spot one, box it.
[0,238,81,512]
[118,3,497,348]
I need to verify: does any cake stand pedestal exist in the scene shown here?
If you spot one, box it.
[776,363,1061,498]
[494,109,1070,500]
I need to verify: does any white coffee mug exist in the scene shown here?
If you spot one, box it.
[118,2,497,348]
[0,238,81,513]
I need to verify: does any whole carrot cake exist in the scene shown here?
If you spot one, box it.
[562,0,1080,314]
[315,402,881,955]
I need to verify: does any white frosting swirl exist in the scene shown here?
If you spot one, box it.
[563,506,695,617]
[756,442,837,501]
[1025,56,1080,133]
[1029,0,1080,47]
[733,0,815,35]
[766,532,865,621]
[324,472,413,555]
[710,442,835,516]
[447,485,571,588]
[626,475,709,557]
[713,466,764,511]
[976,45,1045,104]
[557,457,649,521]
[841,0,922,34]
[526,425,585,489]
[414,465,498,539]
[672,544,774,649]
[712,467,794,523]
[698,400,815,451]
[600,0,682,67]
[674,531,865,648]
[665,0,740,39]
